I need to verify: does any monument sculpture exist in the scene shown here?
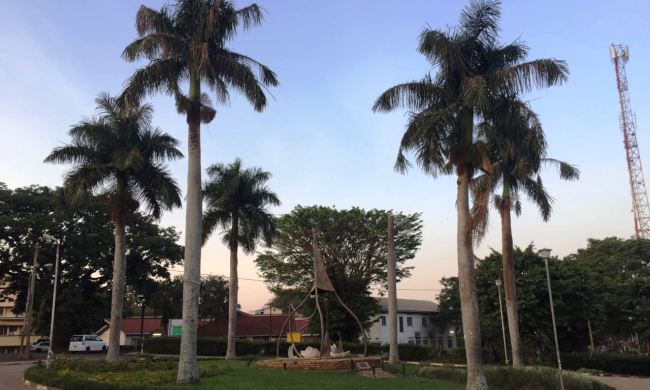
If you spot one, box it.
[276,228,367,359]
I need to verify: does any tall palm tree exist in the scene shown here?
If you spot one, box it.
[202,158,279,359]
[472,97,579,366]
[119,0,277,382]
[44,93,182,361]
[372,1,567,387]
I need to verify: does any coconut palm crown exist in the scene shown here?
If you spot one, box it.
[44,93,182,362]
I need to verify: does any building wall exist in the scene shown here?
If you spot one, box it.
[98,329,126,347]
[367,312,457,349]
[0,293,41,353]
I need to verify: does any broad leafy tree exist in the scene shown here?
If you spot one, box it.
[471,98,579,365]
[44,94,182,360]
[0,185,183,350]
[255,206,422,340]
[372,1,566,386]
[202,159,279,358]
[119,1,278,381]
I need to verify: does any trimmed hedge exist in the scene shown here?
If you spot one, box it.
[416,366,614,390]
[144,336,436,361]
[560,352,650,377]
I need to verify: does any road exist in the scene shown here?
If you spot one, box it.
[590,375,650,390]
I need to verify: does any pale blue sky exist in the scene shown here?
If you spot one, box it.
[1,1,649,310]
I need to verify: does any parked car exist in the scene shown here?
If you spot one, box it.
[30,341,49,352]
[68,335,107,353]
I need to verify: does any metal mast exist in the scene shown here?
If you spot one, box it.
[610,44,650,239]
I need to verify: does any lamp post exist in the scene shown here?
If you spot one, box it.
[538,248,564,390]
[43,234,60,369]
[495,279,509,365]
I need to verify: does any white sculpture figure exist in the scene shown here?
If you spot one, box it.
[288,343,301,359]
[300,346,320,359]
[329,343,351,358]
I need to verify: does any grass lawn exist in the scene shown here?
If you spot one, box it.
[194,360,463,389]
[25,358,464,390]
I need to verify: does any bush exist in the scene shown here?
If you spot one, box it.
[559,352,650,376]
[24,357,225,390]
[416,366,614,390]
[144,337,437,361]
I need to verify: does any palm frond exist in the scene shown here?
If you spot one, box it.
[495,59,569,94]
[372,77,445,113]
[542,158,580,181]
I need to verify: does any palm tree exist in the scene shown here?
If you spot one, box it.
[44,93,182,361]
[202,158,279,359]
[472,97,579,366]
[372,1,567,387]
[119,0,277,382]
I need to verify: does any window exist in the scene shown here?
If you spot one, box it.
[447,337,453,349]
[406,316,413,326]
[421,317,427,327]
[380,316,386,326]
[399,317,404,333]
[408,339,414,345]
[70,336,83,342]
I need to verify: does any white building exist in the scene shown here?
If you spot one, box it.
[368,297,457,349]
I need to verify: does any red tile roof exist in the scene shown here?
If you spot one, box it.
[198,311,309,337]
[100,318,165,335]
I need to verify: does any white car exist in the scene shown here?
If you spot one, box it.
[30,341,49,352]
[68,335,107,353]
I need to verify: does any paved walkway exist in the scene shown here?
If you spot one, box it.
[590,375,650,390]
[0,361,36,390]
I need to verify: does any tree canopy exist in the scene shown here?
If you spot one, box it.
[0,184,183,349]
[255,205,422,340]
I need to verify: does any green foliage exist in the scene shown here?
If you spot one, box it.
[144,336,452,362]
[43,93,182,222]
[202,158,280,252]
[416,366,613,390]
[255,205,422,340]
[26,359,462,390]
[25,358,224,390]
[119,0,278,113]
[560,352,650,377]
[567,237,650,347]
[0,184,183,349]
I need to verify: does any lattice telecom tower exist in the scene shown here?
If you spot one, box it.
[610,44,650,239]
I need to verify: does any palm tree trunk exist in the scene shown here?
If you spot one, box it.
[177,71,202,384]
[226,218,239,359]
[500,185,524,366]
[107,220,126,361]
[387,213,399,364]
[457,167,488,390]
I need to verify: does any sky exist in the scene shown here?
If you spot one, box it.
[1,0,649,311]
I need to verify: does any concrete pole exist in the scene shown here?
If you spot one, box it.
[495,280,509,365]
[387,213,399,363]
[22,244,39,359]
[543,256,564,390]
[46,240,60,368]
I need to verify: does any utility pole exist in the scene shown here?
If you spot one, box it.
[387,213,399,364]
[611,44,650,239]
[43,235,60,368]
[539,248,564,390]
[495,279,509,365]
[21,244,39,359]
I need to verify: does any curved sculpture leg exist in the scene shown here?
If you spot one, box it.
[333,290,368,356]
[276,287,314,358]
[314,288,325,359]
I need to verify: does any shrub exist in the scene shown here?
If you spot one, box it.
[144,337,436,361]
[416,366,614,390]
[559,352,650,376]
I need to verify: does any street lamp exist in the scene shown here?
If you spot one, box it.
[495,279,509,365]
[42,234,60,369]
[539,248,564,390]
